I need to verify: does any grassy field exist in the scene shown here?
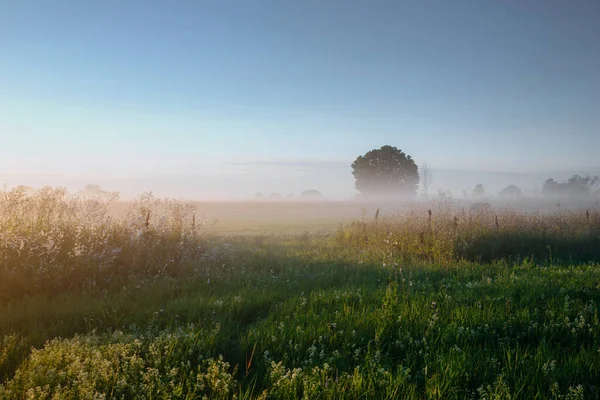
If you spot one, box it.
[167,201,362,235]
[1,187,600,399]
[106,200,370,235]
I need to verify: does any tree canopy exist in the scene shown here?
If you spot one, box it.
[76,184,117,200]
[543,175,599,197]
[472,184,485,198]
[499,185,522,198]
[351,146,419,198]
[300,189,324,200]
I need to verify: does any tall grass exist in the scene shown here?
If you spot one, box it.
[0,187,206,300]
[337,201,600,264]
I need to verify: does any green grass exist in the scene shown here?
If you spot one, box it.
[1,187,600,398]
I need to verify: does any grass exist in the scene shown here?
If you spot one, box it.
[337,201,600,264]
[107,200,363,235]
[1,187,600,398]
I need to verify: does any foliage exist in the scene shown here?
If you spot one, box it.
[76,184,118,201]
[473,184,485,198]
[1,331,236,399]
[499,185,522,198]
[300,190,324,200]
[543,175,600,198]
[351,146,419,198]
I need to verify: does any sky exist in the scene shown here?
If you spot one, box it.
[1,0,599,199]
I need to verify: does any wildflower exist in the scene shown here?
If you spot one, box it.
[542,360,556,376]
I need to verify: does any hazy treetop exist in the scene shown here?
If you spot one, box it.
[300,189,324,200]
[351,146,419,199]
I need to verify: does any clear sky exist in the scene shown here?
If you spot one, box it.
[1,1,599,199]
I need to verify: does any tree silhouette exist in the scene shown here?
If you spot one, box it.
[499,185,522,198]
[300,189,324,200]
[472,184,485,198]
[420,163,433,198]
[77,184,116,200]
[543,175,599,197]
[351,146,419,198]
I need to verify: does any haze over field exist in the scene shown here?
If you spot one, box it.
[3,167,600,201]
[2,1,599,200]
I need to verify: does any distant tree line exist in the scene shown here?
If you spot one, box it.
[350,145,599,201]
[254,190,324,201]
[542,175,599,197]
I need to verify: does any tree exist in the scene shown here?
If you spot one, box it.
[420,163,433,198]
[499,184,522,198]
[472,184,485,198]
[300,189,324,200]
[567,175,598,196]
[351,146,419,198]
[542,179,559,196]
[543,175,599,197]
[77,184,116,200]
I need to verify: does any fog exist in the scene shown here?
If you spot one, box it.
[3,164,598,203]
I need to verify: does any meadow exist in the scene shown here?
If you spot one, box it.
[1,186,600,399]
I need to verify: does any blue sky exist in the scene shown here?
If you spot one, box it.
[1,1,599,199]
